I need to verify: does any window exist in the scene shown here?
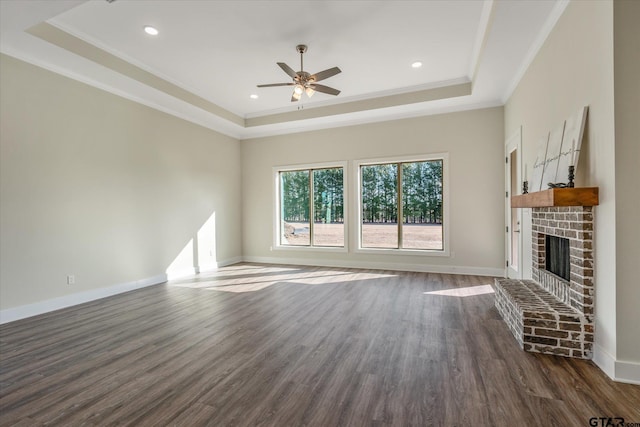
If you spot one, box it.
[359,156,446,252]
[276,165,345,248]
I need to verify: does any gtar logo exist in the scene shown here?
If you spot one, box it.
[589,418,625,427]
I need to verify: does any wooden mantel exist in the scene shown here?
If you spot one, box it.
[511,187,599,208]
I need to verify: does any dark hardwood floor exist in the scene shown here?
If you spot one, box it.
[1,263,638,426]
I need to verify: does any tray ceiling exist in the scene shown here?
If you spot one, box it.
[0,0,567,138]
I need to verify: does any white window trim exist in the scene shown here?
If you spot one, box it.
[273,161,348,253]
[352,153,450,257]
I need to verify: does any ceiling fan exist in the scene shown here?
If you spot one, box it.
[257,44,341,102]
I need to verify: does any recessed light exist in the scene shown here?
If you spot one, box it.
[144,26,159,36]
[250,94,258,99]
[411,61,423,68]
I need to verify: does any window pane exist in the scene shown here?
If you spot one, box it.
[313,168,344,247]
[401,160,443,250]
[280,170,310,246]
[361,164,398,248]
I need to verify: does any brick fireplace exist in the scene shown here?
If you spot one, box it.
[494,188,598,359]
[532,207,594,315]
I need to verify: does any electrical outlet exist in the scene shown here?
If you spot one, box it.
[67,275,75,285]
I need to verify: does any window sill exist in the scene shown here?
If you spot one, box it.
[354,247,450,257]
[273,245,348,253]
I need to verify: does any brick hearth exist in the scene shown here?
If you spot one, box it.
[494,206,595,359]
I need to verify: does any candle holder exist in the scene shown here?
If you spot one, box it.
[568,165,575,188]
[522,180,529,194]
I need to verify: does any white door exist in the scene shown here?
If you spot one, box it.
[505,128,522,279]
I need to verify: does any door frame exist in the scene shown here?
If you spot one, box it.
[505,127,523,279]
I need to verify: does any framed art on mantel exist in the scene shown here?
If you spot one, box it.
[541,121,566,189]
[555,106,588,183]
[531,131,549,192]
[525,105,589,193]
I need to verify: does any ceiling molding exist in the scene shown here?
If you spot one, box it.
[501,0,570,103]
[0,49,246,140]
[24,21,476,134]
[245,81,472,127]
[27,21,245,127]
[469,0,495,83]
[246,77,470,119]
[241,100,504,140]
[48,17,245,117]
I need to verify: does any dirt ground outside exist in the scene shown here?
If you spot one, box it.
[282,222,443,250]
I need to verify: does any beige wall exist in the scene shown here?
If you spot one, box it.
[614,0,640,367]
[506,0,640,372]
[242,107,505,274]
[0,54,242,310]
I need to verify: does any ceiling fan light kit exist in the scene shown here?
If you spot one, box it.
[257,44,341,102]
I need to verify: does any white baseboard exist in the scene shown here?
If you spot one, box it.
[615,360,640,385]
[167,256,245,280]
[166,267,199,280]
[0,273,167,325]
[213,256,244,268]
[594,343,640,385]
[1,257,245,324]
[241,255,503,277]
[593,344,616,379]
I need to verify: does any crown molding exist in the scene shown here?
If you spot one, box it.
[501,0,570,103]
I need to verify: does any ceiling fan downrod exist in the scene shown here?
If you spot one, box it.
[297,44,307,73]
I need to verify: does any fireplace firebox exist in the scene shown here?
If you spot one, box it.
[545,235,570,281]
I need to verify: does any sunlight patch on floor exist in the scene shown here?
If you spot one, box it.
[170,270,397,293]
[424,284,494,297]
[198,265,304,279]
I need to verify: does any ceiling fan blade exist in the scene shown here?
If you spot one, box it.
[310,84,340,96]
[310,67,341,82]
[277,62,298,79]
[257,83,294,88]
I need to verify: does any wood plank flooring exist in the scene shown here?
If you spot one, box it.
[1,263,638,426]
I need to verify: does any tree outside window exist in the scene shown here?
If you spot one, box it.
[361,160,443,250]
[279,167,344,247]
